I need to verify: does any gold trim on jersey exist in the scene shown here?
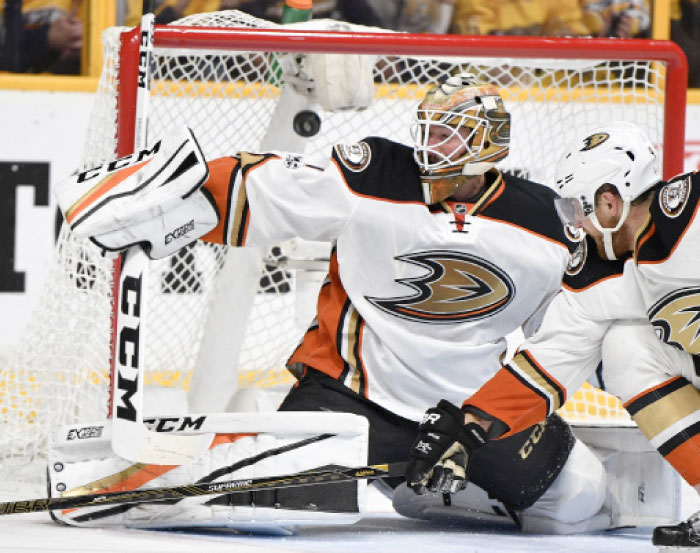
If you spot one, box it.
[239,152,268,173]
[227,152,272,246]
[432,170,503,217]
[470,171,504,214]
[508,351,565,413]
[341,304,367,396]
[228,174,249,246]
[631,382,700,440]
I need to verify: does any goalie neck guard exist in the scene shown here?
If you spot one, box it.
[412,74,510,204]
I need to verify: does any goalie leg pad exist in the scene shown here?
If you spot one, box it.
[48,412,368,533]
[572,425,682,528]
[519,439,609,533]
[521,426,682,533]
[602,447,682,528]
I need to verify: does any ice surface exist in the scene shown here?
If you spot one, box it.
[3,483,698,553]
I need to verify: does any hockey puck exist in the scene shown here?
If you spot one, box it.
[293,110,322,137]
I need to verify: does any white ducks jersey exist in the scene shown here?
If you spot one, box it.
[201,137,575,421]
[465,172,700,487]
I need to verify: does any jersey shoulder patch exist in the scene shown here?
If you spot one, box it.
[565,237,587,277]
[331,136,423,202]
[334,142,372,172]
[563,235,628,290]
[658,172,693,218]
[638,172,699,263]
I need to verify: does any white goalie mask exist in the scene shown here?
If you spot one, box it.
[412,74,510,204]
[553,121,661,259]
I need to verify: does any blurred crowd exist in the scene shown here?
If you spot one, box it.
[0,0,698,86]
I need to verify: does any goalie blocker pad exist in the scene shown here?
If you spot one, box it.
[55,126,219,259]
[48,412,369,534]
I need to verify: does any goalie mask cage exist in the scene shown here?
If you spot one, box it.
[0,10,687,493]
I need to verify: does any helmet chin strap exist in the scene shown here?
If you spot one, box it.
[589,199,630,261]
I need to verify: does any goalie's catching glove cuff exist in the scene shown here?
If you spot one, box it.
[89,186,219,259]
[406,399,488,495]
[55,126,219,259]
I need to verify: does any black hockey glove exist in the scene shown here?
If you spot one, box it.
[405,399,488,495]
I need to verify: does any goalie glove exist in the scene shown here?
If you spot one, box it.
[406,399,488,495]
[88,186,218,259]
[55,126,218,258]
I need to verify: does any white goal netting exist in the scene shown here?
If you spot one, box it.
[0,10,685,493]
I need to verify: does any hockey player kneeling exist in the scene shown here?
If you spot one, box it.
[398,399,679,534]
[54,76,680,536]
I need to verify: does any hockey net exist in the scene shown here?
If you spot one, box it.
[0,10,687,493]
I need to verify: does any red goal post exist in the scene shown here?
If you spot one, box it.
[0,10,688,493]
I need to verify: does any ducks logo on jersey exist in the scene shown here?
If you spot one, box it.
[649,286,700,355]
[365,250,515,324]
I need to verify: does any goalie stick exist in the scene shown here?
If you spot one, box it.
[109,0,213,464]
[0,462,407,516]
[112,0,317,462]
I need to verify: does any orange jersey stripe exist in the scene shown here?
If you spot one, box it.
[634,220,656,255]
[665,435,700,487]
[288,252,348,380]
[464,367,549,438]
[201,157,240,245]
[65,160,149,225]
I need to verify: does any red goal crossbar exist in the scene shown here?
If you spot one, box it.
[116,26,687,178]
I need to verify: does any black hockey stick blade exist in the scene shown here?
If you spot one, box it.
[0,461,407,516]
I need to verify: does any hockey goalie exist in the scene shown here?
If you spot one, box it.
[52,74,680,536]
